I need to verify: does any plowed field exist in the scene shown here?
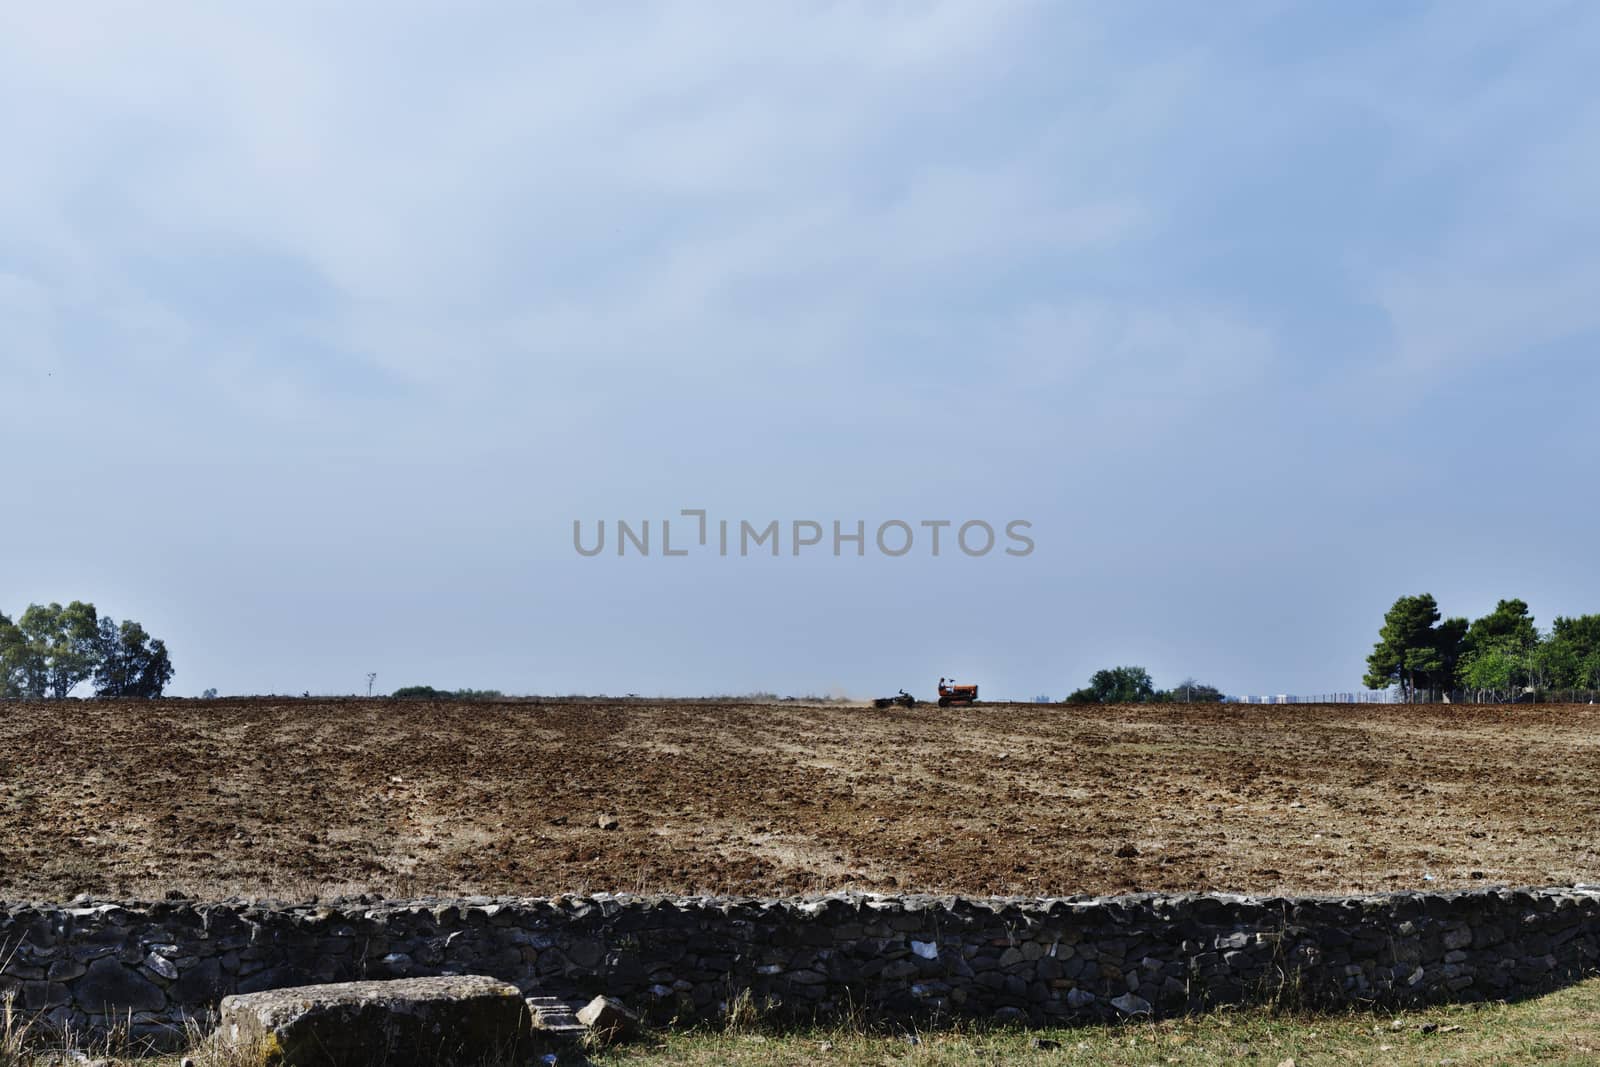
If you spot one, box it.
[1,699,1596,901]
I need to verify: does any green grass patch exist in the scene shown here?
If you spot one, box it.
[587,978,1600,1067]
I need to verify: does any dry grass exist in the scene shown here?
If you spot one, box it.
[2,979,1599,1065]
[583,977,1600,1066]
[1,995,36,1067]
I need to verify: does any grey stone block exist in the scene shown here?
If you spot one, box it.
[218,975,528,1067]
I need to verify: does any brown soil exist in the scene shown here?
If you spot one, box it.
[1,699,1596,901]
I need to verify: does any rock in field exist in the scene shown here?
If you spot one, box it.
[1110,992,1152,1015]
[217,975,528,1066]
[526,995,587,1042]
[575,994,642,1043]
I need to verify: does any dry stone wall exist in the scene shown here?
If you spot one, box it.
[2,887,1598,1047]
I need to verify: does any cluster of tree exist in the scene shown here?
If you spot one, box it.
[1063,666,1224,705]
[0,601,174,699]
[391,686,506,701]
[1364,594,1600,701]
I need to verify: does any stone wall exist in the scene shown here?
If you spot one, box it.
[3,887,1598,1047]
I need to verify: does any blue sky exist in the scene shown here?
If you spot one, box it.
[3,2,1598,699]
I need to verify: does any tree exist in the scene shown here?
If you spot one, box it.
[1,610,48,698]
[2,602,174,700]
[1453,599,1541,697]
[1551,614,1600,654]
[1066,665,1156,704]
[1532,639,1579,691]
[1459,638,1525,702]
[1542,615,1600,689]
[1585,651,1600,692]
[393,685,452,700]
[1435,616,1469,690]
[0,612,30,697]
[93,618,174,698]
[1463,599,1538,659]
[1364,594,1459,700]
[1166,678,1224,702]
[15,602,101,699]
[392,686,505,701]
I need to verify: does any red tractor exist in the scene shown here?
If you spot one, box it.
[937,677,979,707]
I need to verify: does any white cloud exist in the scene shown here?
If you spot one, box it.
[995,299,1276,400]
[1,2,1593,426]
[0,273,60,386]
[0,3,1077,398]
[1301,2,1600,379]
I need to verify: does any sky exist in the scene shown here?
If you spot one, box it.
[2,2,1598,700]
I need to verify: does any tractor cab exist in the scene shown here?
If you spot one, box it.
[937,677,979,707]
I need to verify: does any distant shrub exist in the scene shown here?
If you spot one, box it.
[392,686,506,701]
[1165,679,1225,702]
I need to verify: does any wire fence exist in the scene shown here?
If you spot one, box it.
[1227,689,1600,705]
[1227,692,1395,704]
